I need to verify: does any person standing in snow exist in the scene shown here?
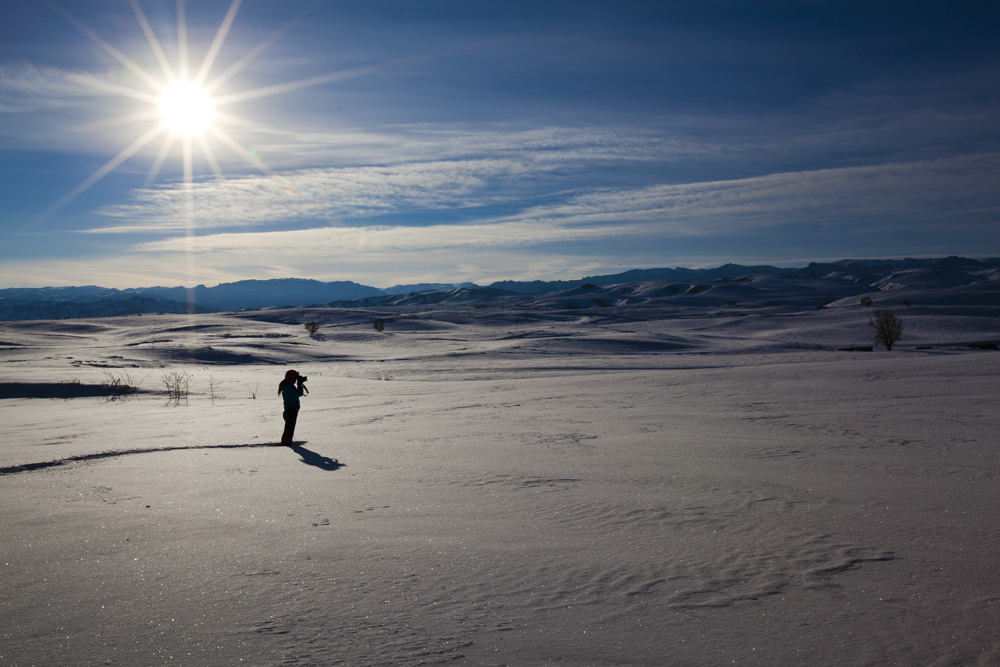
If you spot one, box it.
[278,369,308,446]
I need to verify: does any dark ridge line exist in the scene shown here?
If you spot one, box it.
[0,442,278,476]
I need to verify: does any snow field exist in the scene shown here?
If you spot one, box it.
[1,305,998,665]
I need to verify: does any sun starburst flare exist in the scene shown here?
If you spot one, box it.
[39,0,340,219]
[39,0,430,228]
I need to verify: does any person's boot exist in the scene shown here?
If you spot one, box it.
[281,433,292,446]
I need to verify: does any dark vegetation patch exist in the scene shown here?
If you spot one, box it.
[0,382,146,400]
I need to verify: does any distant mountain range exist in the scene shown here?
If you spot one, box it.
[1,257,998,321]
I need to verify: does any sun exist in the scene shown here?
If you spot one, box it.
[158,81,214,137]
[42,0,354,220]
[42,0,276,212]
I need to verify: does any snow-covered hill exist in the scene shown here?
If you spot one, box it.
[1,257,998,320]
[328,257,1000,313]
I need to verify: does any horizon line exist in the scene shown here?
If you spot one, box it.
[3,254,999,293]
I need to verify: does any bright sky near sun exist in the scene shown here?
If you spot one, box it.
[1,1,998,289]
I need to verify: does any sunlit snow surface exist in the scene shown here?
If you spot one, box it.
[1,291,998,665]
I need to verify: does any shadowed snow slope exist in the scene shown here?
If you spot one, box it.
[1,296,998,666]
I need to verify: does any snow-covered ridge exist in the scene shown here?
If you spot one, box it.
[1,257,998,321]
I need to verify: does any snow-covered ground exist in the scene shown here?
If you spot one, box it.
[1,295,998,665]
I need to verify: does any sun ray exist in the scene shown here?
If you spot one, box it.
[196,133,225,180]
[128,0,177,85]
[212,64,384,107]
[177,1,189,83]
[194,0,243,88]
[210,49,431,109]
[208,109,259,128]
[38,123,167,220]
[146,134,178,187]
[202,13,297,95]
[209,125,272,174]
[182,135,194,185]
[69,73,161,105]
[180,131,199,299]
[207,109,282,138]
[74,109,162,133]
[49,4,163,93]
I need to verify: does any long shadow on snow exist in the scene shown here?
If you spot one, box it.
[288,443,343,471]
[0,442,345,476]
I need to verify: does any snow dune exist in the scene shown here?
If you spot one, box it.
[1,286,998,665]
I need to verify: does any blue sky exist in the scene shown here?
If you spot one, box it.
[1,1,998,289]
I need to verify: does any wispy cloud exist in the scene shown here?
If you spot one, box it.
[6,149,998,289]
[0,64,106,115]
[83,122,696,232]
[89,158,550,232]
[249,123,697,167]
[557,155,998,225]
[136,218,622,257]
[90,151,1000,239]
[54,150,985,289]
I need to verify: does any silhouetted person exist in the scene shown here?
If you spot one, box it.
[278,369,308,446]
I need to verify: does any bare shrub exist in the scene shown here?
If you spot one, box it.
[162,371,193,405]
[208,375,221,403]
[102,370,144,402]
[860,295,873,307]
[305,321,320,335]
[244,382,259,400]
[868,309,903,351]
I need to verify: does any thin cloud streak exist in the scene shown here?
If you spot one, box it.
[507,154,1000,231]
[51,150,985,291]
[89,157,560,231]
[86,152,1000,240]
[136,219,623,255]
[0,64,106,113]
